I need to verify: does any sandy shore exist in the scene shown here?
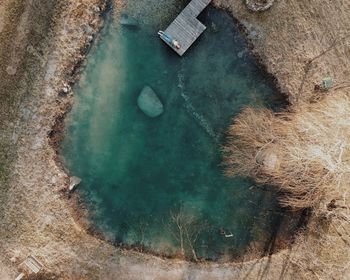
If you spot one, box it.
[0,0,349,279]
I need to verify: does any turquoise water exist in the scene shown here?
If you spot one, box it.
[61,1,287,260]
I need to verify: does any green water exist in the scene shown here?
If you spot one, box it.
[61,1,287,260]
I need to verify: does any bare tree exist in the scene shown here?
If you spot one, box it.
[168,207,208,261]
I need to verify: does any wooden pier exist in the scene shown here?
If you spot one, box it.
[159,0,212,56]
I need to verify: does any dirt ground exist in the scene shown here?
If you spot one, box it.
[215,0,350,104]
[216,1,350,279]
[0,0,349,279]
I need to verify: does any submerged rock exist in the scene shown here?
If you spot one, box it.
[120,14,138,27]
[137,86,164,118]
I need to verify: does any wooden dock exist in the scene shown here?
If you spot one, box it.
[159,0,212,56]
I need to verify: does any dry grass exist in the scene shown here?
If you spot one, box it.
[290,217,350,279]
[0,0,57,184]
[224,90,350,279]
[218,2,350,276]
[215,0,350,104]
[224,91,350,211]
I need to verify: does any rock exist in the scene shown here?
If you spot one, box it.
[11,131,19,144]
[69,176,82,192]
[246,0,275,12]
[137,86,164,118]
[6,65,16,75]
[120,14,138,27]
[92,5,101,13]
[62,83,71,93]
[321,77,333,91]
[255,148,280,172]
[83,24,94,35]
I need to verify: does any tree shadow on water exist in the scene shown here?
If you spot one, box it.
[239,208,310,280]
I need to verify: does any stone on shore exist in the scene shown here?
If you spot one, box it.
[69,176,82,192]
[246,0,275,12]
[137,86,164,118]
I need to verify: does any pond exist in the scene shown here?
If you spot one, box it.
[61,0,289,261]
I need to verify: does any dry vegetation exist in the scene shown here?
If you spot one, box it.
[224,90,350,278]
[218,1,350,277]
[224,91,350,210]
[167,207,209,261]
[0,0,56,186]
[1,0,349,279]
[215,0,350,104]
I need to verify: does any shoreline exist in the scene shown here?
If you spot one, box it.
[52,2,295,265]
[225,8,288,105]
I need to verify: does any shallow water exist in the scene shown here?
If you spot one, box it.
[61,1,287,260]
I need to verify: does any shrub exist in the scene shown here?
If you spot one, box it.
[223,91,350,211]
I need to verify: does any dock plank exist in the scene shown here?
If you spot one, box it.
[159,0,212,56]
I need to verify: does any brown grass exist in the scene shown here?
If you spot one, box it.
[0,0,57,184]
[224,91,350,211]
[224,91,350,278]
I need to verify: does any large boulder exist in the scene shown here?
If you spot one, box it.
[137,86,164,118]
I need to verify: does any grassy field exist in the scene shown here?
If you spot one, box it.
[0,0,57,184]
